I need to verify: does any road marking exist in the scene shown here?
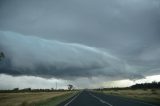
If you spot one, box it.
[64,91,81,106]
[89,92,113,106]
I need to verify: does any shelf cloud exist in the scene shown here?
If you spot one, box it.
[0,0,160,88]
[0,31,143,80]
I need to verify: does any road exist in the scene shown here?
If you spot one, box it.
[59,90,159,106]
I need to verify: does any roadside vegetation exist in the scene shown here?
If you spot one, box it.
[0,88,78,106]
[35,91,77,106]
[94,82,160,105]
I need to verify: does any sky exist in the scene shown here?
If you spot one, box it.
[0,0,160,89]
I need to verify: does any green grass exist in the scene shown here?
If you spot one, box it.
[35,91,78,106]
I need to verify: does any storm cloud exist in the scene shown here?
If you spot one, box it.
[0,0,160,88]
[0,31,140,80]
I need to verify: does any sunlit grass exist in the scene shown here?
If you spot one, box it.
[36,91,77,106]
[0,91,73,106]
[98,89,160,104]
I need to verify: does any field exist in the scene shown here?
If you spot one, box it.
[0,91,76,106]
[98,89,160,104]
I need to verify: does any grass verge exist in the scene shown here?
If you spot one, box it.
[34,91,78,106]
[0,91,75,106]
[95,89,160,105]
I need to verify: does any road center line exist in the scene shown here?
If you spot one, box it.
[64,91,81,106]
[89,92,113,106]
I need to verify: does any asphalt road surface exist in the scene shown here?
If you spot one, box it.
[59,90,159,106]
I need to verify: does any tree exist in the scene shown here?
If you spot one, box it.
[68,84,73,90]
[13,88,19,91]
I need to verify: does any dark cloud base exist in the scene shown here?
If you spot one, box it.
[0,0,160,82]
[0,31,146,80]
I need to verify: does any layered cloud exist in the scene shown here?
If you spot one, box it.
[0,31,143,80]
[0,0,160,88]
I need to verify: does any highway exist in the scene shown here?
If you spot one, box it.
[59,90,159,106]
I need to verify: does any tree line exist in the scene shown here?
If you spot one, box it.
[130,81,160,89]
[0,87,77,93]
[95,81,160,91]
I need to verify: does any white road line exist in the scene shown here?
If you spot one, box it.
[64,91,81,106]
[89,92,113,106]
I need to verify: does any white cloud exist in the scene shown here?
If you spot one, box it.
[0,74,159,89]
[102,75,160,88]
[0,74,67,90]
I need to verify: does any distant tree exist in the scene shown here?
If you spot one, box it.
[13,88,19,91]
[0,52,5,61]
[68,84,73,90]
[22,88,31,92]
[131,81,160,89]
